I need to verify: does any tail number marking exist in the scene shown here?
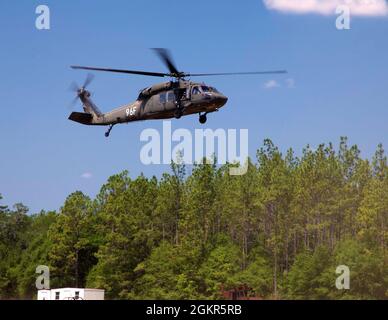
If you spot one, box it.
[126,107,137,117]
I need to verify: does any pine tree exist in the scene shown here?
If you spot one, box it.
[87,172,158,298]
[256,139,294,297]
[48,191,95,288]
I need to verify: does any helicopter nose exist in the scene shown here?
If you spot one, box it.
[217,95,228,107]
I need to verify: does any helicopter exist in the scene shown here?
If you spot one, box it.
[69,49,286,137]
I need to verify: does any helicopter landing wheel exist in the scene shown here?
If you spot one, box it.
[199,114,207,124]
[174,109,183,119]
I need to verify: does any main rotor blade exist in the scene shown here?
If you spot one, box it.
[83,73,95,88]
[188,70,288,77]
[71,66,169,78]
[152,48,180,75]
[69,81,79,92]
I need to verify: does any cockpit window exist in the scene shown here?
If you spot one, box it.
[192,87,201,95]
[201,86,218,93]
[192,86,219,95]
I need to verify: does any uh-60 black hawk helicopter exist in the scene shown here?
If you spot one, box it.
[69,48,286,137]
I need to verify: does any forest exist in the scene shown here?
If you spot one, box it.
[0,137,387,300]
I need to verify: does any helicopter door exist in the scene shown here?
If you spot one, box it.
[164,91,176,111]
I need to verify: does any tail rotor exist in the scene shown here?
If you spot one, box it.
[69,73,94,108]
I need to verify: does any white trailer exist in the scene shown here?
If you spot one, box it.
[37,288,105,300]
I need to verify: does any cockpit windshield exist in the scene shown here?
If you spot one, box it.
[192,86,219,95]
[201,86,219,93]
[192,87,201,95]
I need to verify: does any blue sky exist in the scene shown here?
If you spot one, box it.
[1,0,388,213]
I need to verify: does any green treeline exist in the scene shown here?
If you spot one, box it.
[0,138,387,300]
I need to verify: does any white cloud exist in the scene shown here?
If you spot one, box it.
[263,0,388,16]
[264,80,281,89]
[81,172,93,179]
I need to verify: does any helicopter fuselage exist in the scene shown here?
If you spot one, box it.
[69,80,228,128]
